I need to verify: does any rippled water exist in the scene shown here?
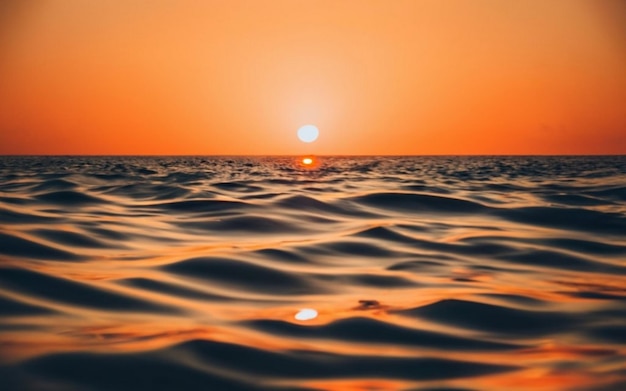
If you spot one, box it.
[1,156,625,391]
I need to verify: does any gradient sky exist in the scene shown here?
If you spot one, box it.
[1,0,625,155]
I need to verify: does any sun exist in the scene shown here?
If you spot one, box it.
[297,125,319,143]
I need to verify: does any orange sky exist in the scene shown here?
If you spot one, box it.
[1,0,625,155]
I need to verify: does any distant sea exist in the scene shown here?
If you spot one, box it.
[1,156,625,391]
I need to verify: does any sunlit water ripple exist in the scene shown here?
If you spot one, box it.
[1,156,625,391]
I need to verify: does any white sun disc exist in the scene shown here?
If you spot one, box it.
[297,125,319,143]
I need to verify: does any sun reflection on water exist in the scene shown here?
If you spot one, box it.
[298,156,319,169]
[294,308,318,321]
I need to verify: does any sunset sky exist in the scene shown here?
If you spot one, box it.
[1,0,625,155]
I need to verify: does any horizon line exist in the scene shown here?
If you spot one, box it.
[1,153,625,157]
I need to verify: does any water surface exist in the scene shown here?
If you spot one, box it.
[1,156,625,391]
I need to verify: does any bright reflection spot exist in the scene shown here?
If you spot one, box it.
[297,125,319,143]
[298,156,319,169]
[295,308,318,321]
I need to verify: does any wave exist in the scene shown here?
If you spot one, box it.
[244,316,524,351]
[0,338,518,391]
[35,190,105,205]
[0,232,83,261]
[395,299,585,337]
[163,256,325,295]
[349,192,488,213]
[0,267,177,313]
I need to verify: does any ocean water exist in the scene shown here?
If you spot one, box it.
[0,155,625,391]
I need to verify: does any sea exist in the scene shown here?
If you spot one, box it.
[0,155,625,391]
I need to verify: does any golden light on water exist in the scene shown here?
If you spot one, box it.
[302,158,313,165]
